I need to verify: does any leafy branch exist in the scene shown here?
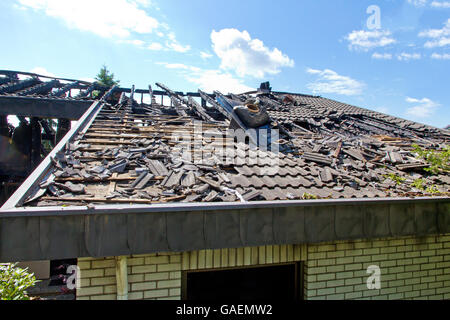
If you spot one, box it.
[0,263,39,300]
[412,144,450,175]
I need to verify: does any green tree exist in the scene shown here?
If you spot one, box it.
[95,65,120,87]
[0,263,39,300]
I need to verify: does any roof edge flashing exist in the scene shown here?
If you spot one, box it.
[1,196,448,218]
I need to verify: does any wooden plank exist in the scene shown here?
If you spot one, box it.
[301,244,308,261]
[258,246,266,264]
[287,245,294,262]
[294,245,301,261]
[107,173,118,194]
[221,249,228,268]
[41,195,186,204]
[273,245,280,263]
[54,176,141,182]
[189,251,198,270]
[236,248,244,267]
[213,249,221,268]
[251,247,258,265]
[181,252,190,271]
[333,141,343,158]
[266,245,273,264]
[280,245,287,263]
[205,250,213,269]
[228,248,236,267]
[243,247,251,266]
[198,250,206,269]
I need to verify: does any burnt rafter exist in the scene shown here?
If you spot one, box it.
[17,79,60,96]
[52,81,80,97]
[198,89,230,120]
[75,83,96,98]
[0,77,11,86]
[187,96,215,122]
[155,82,189,117]
[0,77,41,94]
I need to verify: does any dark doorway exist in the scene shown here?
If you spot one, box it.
[50,259,77,286]
[183,263,301,301]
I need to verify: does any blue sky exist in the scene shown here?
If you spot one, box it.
[0,0,449,128]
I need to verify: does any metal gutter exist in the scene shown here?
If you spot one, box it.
[0,196,449,218]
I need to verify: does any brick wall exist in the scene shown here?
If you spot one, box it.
[76,234,450,300]
[305,234,450,300]
[77,253,182,300]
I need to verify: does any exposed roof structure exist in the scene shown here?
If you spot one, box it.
[0,70,97,120]
[1,78,449,208]
[1,74,449,262]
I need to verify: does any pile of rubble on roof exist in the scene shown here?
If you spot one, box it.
[24,85,450,207]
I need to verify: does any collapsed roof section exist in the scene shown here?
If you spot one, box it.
[0,70,101,120]
[1,79,449,210]
[0,70,102,99]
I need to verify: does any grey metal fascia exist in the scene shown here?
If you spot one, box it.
[0,196,449,262]
[0,196,448,218]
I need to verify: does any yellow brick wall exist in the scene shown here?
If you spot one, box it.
[77,253,182,300]
[76,234,450,300]
[305,234,450,300]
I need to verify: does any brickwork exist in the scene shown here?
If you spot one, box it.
[304,234,450,300]
[77,253,182,300]
[76,234,450,300]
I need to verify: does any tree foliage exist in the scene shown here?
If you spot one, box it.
[95,65,120,87]
[412,144,450,174]
[0,263,39,300]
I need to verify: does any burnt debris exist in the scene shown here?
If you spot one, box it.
[15,81,449,207]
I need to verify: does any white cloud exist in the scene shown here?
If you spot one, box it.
[118,39,145,47]
[419,18,450,48]
[187,70,254,94]
[158,62,253,94]
[156,62,200,72]
[30,67,56,77]
[147,42,163,50]
[405,97,440,117]
[165,41,191,53]
[18,0,159,38]
[372,52,393,59]
[405,0,450,9]
[200,51,213,59]
[306,68,365,96]
[396,52,422,60]
[407,0,428,6]
[211,28,294,79]
[430,1,450,8]
[80,77,96,83]
[431,52,450,59]
[160,31,190,53]
[345,30,396,51]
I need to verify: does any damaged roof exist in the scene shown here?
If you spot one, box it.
[3,80,450,209]
[0,70,96,101]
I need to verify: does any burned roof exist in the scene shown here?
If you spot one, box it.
[0,70,97,100]
[3,80,450,209]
